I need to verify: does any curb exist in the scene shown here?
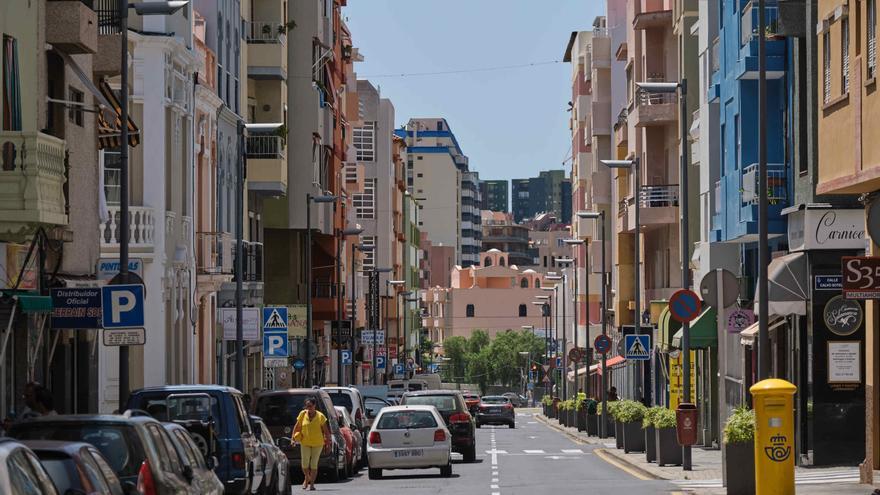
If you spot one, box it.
[533,414,602,446]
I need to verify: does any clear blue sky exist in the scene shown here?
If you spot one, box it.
[343,0,604,183]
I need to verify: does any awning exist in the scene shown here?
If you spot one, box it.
[590,355,626,375]
[1,290,52,313]
[657,305,681,351]
[753,252,808,317]
[740,317,787,346]
[97,80,140,150]
[672,306,718,349]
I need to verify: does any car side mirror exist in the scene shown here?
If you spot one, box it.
[366,409,376,419]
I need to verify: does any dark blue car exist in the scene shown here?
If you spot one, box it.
[126,385,263,495]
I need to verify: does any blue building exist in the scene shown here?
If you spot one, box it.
[710,0,792,299]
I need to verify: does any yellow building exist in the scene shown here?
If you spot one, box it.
[816,0,879,483]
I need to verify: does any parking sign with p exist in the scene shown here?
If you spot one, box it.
[101,285,145,329]
[263,332,288,357]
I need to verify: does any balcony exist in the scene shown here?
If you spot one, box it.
[47,1,98,54]
[196,232,234,275]
[247,22,287,80]
[737,2,786,79]
[633,7,673,30]
[232,241,263,283]
[0,131,68,238]
[100,206,156,256]
[631,91,676,127]
[313,280,345,318]
[741,164,787,206]
[246,135,287,196]
[617,185,680,233]
[614,109,628,147]
[591,100,612,135]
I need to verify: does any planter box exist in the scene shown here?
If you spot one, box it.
[723,441,755,495]
[645,426,656,463]
[622,421,646,453]
[656,427,682,466]
[614,421,623,448]
[586,414,599,436]
[577,410,587,432]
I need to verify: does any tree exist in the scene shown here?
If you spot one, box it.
[468,330,490,354]
[442,336,468,382]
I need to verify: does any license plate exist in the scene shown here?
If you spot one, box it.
[490,408,501,414]
[393,449,424,458]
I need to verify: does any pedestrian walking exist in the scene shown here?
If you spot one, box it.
[292,397,331,491]
[607,386,619,402]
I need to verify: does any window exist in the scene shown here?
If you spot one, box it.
[870,0,877,78]
[534,279,540,288]
[518,304,527,317]
[2,35,22,131]
[437,121,443,131]
[520,278,528,288]
[466,304,475,317]
[354,178,376,218]
[361,236,376,269]
[68,86,83,126]
[102,148,122,205]
[484,257,492,267]
[842,16,850,93]
[824,31,832,102]
[353,122,375,161]
[499,257,506,266]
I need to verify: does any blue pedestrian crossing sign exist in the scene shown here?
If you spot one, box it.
[263,307,288,332]
[263,332,288,358]
[341,350,352,365]
[376,355,386,370]
[624,334,651,360]
[101,285,145,329]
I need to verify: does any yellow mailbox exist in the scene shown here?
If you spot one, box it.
[750,378,797,495]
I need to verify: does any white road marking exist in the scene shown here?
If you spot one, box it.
[562,449,584,454]
[523,449,545,454]
[492,477,499,482]
[491,484,499,489]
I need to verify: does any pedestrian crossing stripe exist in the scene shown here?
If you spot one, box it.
[625,334,651,360]
[263,307,287,329]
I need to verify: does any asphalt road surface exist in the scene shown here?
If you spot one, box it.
[323,409,676,495]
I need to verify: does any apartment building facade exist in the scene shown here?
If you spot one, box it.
[480,179,509,213]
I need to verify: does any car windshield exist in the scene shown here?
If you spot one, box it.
[129,393,221,423]
[463,395,479,400]
[256,394,322,426]
[327,393,354,412]
[34,456,77,494]
[403,395,457,412]
[12,424,144,478]
[482,397,509,404]
[377,411,438,429]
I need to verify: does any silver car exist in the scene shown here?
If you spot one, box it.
[366,405,452,479]
[0,438,59,494]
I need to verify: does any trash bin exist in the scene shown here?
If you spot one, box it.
[675,403,698,447]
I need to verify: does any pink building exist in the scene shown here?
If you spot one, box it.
[423,249,549,354]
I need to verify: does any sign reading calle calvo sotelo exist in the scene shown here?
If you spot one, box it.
[787,208,865,251]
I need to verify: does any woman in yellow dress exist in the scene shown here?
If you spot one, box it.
[292,397,332,490]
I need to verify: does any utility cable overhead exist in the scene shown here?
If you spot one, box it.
[293,60,564,79]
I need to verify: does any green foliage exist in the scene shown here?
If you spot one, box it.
[440,329,546,392]
[653,408,677,429]
[722,407,755,445]
[642,406,665,429]
[577,397,597,414]
[614,400,647,423]
[541,394,553,406]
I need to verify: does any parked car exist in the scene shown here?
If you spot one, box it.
[323,386,368,464]
[331,407,356,477]
[502,392,527,408]
[399,390,476,462]
[23,440,126,495]
[475,396,516,428]
[126,385,262,494]
[335,406,364,470]
[461,393,481,413]
[161,423,225,494]
[254,388,347,482]
[9,414,193,494]
[0,438,60,494]
[366,405,452,479]
[249,416,289,495]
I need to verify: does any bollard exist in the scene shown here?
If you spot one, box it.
[750,379,797,495]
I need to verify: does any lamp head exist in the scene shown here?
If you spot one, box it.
[563,239,585,245]
[131,1,189,15]
[576,211,602,219]
[636,81,680,93]
[601,159,636,169]
[311,194,337,203]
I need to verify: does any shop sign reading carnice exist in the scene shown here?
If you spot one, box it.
[788,209,865,251]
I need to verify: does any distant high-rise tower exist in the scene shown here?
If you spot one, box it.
[511,170,569,223]
[480,180,509,213]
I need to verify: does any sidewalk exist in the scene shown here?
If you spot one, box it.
[535,413,876,494]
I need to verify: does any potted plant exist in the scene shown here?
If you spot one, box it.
[617,400,647,453]
[642,406,663,463]
[655,408,682,466]
[559,400,570,426]
[565,399,576,427]
[580,398,597,434]
[608,401,623,446]
[722,407,755,495]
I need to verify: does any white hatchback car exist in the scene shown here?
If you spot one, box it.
[366,405,452,479]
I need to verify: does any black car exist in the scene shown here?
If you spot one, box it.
[21,440,125,495]
[476,396,516,428]
[399,390,476,462]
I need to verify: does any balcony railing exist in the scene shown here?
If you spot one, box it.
[638,184,680,208]
[741,163,787,205]
[638,90,677,107]
[94,0,122,34]
[714,180,722,214]
[313,281,345,299]
[100,206,156,250]
[246,22,287,44]
[196,232,234,275]
[711,36,721,73]
[0,131,68,229]
[246,135,285,159]
[232,241,263,282]
[741,1,779,46]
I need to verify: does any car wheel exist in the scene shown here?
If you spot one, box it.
[328,460,341,482]
[440,464,452,477]
[509,422,515,429]
[463,444,477,463]
[368,468,382,480]
[475,422,481,429]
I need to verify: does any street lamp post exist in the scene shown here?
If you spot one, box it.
[337,226,363,386]
[578,210,607,436]
[636,78,692,469]
[547,270,570,400]
[115,0,189,410]
[519,350,530,398]
[348,243,374,385]
[403,296,420,377]
[306,194,337,387]
[396,291,413,377]
[563,239,585,397]
[384,280,405,384]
